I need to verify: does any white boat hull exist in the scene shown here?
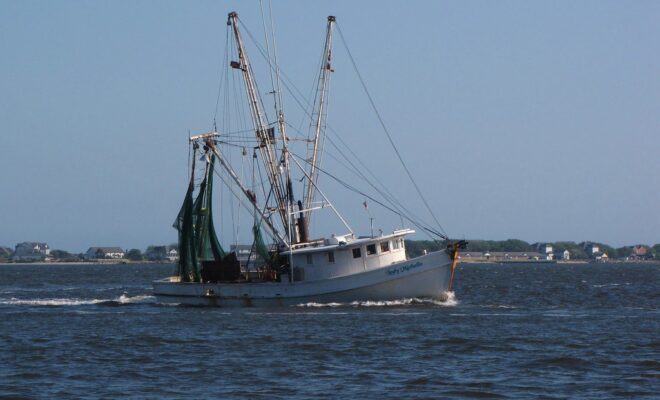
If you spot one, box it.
[152,250,453,306]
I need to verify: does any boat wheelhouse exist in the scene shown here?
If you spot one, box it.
[280,229,412,282]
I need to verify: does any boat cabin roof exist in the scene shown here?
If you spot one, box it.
[283,228,415,255]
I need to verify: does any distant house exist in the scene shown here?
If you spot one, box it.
[582,242,611,261]
[0,246,14,261]
[532,243,554,260]
[13,242,51,262]
[562,250,570,261]
[167,248,179,262]
[85,247,125,260]
[145,245,178,261]
[583,243,600,258]
[629,245,653,260]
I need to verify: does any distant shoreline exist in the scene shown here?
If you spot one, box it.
[0,260,175,266]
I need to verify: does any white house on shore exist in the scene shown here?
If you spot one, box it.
[145,245,178,262]
[583,242,608,260]
[167,248,178,262]
[13,242,51,262]
[85,247,125,260]
[532,243,554,260]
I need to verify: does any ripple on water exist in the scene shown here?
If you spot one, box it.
[1,262,658,399]
[440,390,508,398]
[524,356,594,370]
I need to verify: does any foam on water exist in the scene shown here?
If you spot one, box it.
[0,297,107,306]
[0,293,155,306]
[296,292,458,308]
[117,294,155,304]
[296,302,344,308]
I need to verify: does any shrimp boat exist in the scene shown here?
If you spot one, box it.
[153,12,465,306]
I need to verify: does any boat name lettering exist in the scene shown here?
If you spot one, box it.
[387,262,423,276]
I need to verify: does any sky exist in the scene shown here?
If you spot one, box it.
[1,0,658,252]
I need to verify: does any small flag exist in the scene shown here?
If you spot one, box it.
[363,200,368,209]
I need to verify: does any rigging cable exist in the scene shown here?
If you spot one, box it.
[289,151,446,239]
[319,139,434,238]
[242,41,434,239]
[335,23,448,240]
[259,0,284,123]
[234,34,429,237]
[224,16,449,241]
[267,0,285,115]
[213,25,231,129]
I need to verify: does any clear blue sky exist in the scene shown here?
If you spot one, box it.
[1,0,658,252]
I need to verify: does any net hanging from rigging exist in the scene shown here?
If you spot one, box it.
[174,152,227,282]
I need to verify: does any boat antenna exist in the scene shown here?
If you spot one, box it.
[336,23,448,240]
[363,199,374,237]
[259,0,297,252]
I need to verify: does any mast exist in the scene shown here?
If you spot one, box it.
[303,16,335,233]
[227,11,290,240]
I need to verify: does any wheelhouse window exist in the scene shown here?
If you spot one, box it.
[392,239,401,250]
[306,254,313,264]
[380,241,390,253]
[352,248,361,258]
[328,251,335,263]
[366,244,376,255]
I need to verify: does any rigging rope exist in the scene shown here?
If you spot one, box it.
[319,139,437,239]
[336,24,448,239]
[213,26,231,129]
[229,37,436,239]
[237,36,442,240]
[212,14,449,242]
[289,151,447,240]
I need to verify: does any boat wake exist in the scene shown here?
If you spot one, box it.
[0,298,107,306]
[106,294,156,305]
[0,293,156,307]
[296,292,458,308]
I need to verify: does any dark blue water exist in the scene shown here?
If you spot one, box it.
[1,262,658,399]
